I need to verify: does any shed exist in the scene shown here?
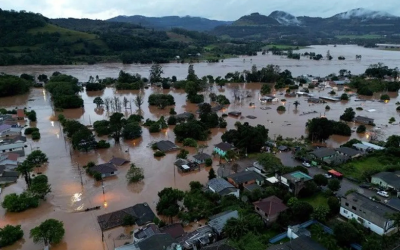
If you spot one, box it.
[310,148,336,160]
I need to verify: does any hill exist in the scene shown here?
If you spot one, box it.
[0,10,261,66]
[107,15,231,31]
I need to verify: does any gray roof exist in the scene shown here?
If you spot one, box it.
[227,171,264,185]
[202,239,237,250]
[336,147,362,157]
[354,116,374,122]
[12,135,26,143]
[214,142,234,152]
[267,236,327,250]
[219,187,239,196]
[387,198,400,212]
[372,172,400,189]
[156,140,179,152]
[2,171,19,177]
[207,178,235,193]
[109,157,129,166]
[0,176,18,183]
[90,163,117,174]
[0,143,25,151]
[137,234,177,250]
[244,183,261,192]
[311,148,336,158]
[193,153,211,161]
[175,112,194,120]
[208,210,239,234]
[174,159,189,167]
[343,193,398,226]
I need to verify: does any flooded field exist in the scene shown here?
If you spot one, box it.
[0,45,399,250]
[0,45,399,81]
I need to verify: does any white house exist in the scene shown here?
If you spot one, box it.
[340,192,398,235]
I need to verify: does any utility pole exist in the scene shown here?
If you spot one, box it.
[77,163,83,186]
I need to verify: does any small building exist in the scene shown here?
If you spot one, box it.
[0,170,19,184]
[253,196,288,224]
[16,109,25,120]
[0,152,19,170]
[90,163,117,178]
[192,153,211,164]
[109,157,130,166]
[307,97,325,104]
[371,171,400,197]
[133,224,160,243]
[228,111,241,117]
[226,170,264,188]
[281,171,313,196]
[98,203,156,231]
[156,140,179,152]
[213,142,234,157]
[354,116,374,125]
[267,235,327,250]
[0,142,25,153]
[340,192,398,235]
[208,210,239,235]
[178,162,200,173]
[335,147,363,159]
[207,178,239,198]
[310,148,336,161]
[11,135,26,143]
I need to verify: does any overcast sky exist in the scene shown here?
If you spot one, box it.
[2,0,399,20]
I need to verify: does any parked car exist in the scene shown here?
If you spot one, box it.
[377,191,389,198]
[323,174,332,179]
[359,183,371,189]
[302,162,311,168]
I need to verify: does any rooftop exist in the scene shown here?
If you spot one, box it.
[343,193,398,226]
[16,109,24,118]
[90,163,117,174]
[208,210,239,234]
[335,147,362,157]
[109,156,130,166]
[175,159,189,167]
[207,178,236,193]
[160,223,185,239]
[283,171,313,182]
[354,116,374,122]
[193,153,211,161]
[0,124,12,132]
[227,171,264,185]
[201,239,236,250]
[387,198,400,212]
[253,196,288,217]
[0,142,25,152]
[175,112,194,120]
[372,171,400,189]
[214,142,234,152]
[156,140,179,152]
[179,225,214,249]
[311,148,336,158]
[244,183,261,192]
[267,235,327,250]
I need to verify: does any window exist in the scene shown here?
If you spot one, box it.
[352,206,357,210]
[345,202,349,206]
[111,172,114,174]
[343,210,348,214]
[256,207,260,211]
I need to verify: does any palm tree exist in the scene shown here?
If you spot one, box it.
[293,100,300,110]
[17,161,34,187]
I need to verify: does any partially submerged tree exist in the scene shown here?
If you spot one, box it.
[93,97,104,108]
[0,224,24,247]
[30,219,65,248]
[126,163,144,183]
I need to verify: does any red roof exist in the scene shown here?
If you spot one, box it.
[17,109,24,118]
[7,153,19,161]
[253,195,288,216]
[328,169,343,177]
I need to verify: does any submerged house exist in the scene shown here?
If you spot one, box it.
[354,116,374,125]
[90,163,117,178]
[207,178,239,198]
[192,153,211,164]
[213,142,234,157]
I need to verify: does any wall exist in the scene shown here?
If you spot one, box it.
[371,177,389,188]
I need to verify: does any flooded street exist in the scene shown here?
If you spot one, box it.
[0,45,399,81]
[0,45,399,250]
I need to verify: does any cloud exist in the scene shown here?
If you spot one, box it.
[2,0,400,20]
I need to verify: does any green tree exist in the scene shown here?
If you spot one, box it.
[257,153,283,174]
[2,192,39,212]
[27,110,37,122]
[71,127,96,151]
[380,94,390,101]
[292,201,314,220]
[385,135,400,148]
[187,64,198,82]
[356,125,366,133]
[312,206,330,222]
[0,224,24,247]
[277,105,286,112]
[260,84,271,95]
[221,122,268,153]
[122,122,142,139]
[149,63,163,83]
[208,168,216,180]
[122,215,136,226]
[223,217,249,239]
[328,179,341,192]
[126,163,144,183]
[177,149,189,159]
[30,219,65,247]
[16,160,34,187]
[327,197,340,215]
[333,221,362,246]
[26,150,48,169]
[340,93,349,101]
[93,97,104,108]
[205,158,212,167]
[313,174,328,186]
[109,112,125,143]
[30,175,51,199]
[340,108,355,122]
[134,93,144,110]
[362,236,382,250]
[156,188,185,223]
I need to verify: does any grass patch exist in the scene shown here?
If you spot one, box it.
[300,193,328,208]
[166,32,193,43]
[336,156,386,180]
[336,34,381,39]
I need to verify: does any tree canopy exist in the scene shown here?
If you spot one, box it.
[221,122,268,153]
[30,219,65,246]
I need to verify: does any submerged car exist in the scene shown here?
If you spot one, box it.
[302,162,311,168]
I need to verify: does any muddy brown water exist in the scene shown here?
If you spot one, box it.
[0,46,400,250]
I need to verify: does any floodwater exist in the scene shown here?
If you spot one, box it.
[0,46,400,250]
[0,45,399,81]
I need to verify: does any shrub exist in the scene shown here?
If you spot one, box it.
[183,138,197,147]
[24,127,39,135]
[205,158,212,167]
[167,116,177,125]
[1,192,39,212]
[325,105,330,110]
[219,121,227,128]
[389,117,396,124]
[27,110,37,122]
[97,140,110,148]
[380,94,390,101]
[340,93,349,101]
[329,90,336,95]
[397,106,400,111]
[169,108,177,115]
[0,224,24,247]
[356,107,363,111]
[122,215,136,226]
[31,131,41,140]
[149,124,161,133]
[356,125,366,133]
[154,151,166,157]
[277,106,286,112]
